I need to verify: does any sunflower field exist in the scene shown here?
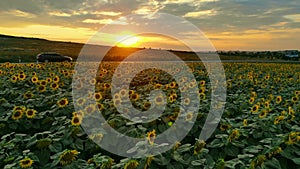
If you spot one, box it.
[0,61,299,169]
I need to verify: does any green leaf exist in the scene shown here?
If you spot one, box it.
[191,159,205,166]
[49,142,62,153]
[259,138,272,144]
[176,144,191,153]
[264,158,281,169]
[207,139,224,148]
[292,158,300,165]
[36,150,50,166]
[225,145,239,157]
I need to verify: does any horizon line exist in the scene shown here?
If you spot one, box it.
[1,33,299,52]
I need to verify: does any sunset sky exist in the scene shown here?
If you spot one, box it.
[1,0,300,51]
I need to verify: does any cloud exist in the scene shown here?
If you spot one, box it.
[2,9,36,18]
[0,0,300,50]
[183,10,217,18]
[49,11,72,17]
[82,18,127,25]
[92,11,122,16]
[284,14,300,23]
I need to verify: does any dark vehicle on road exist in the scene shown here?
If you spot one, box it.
[36,52,73,62]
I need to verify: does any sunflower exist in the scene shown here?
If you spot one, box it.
[73,111,84,118]
[76,98,86,106]
[267,94,274,101]
[264,101,270,109]
[274,115,284,125]
[286,132,300,145]
[59,149,79,166]
[37,85,46,93]
[154,95,164,105]
[189,81,197,88]
[11,75,18,83]
[256,155,266,167]
[199,93,206,100]
[147,129,156,145]
[51,75,59,83]
[251,104,259,113]
[19,157,34,168]
[39,80,47,86]
[113,99,122,106]
[49,72,55,77]
[185,112,194,121]
[295,91,300,96]
[228,129,240,142]
[268,147,282,158]
[183,97,191,105]
[89,133,103,143]
[124,160,139,169]
[84,104,96,114]
[12,110,23,120]
[13,105,26,112]
[46,77,52,83]
[281,110,287,116]
[91,92,102,102]
[23,92,34,99]
[130,93,139,101]
[103,83,111,90]
[199,80,205,86]
[118,89,128,98]
[89,78,96,85]
[64,72,70,77]
[144,156,154,169]
[288,107,295,116]
[113,93,120,100]
[275,96,282,104]
[193,140,206,155]
[71,115,82,126]
[168,95,175,103]
[143,101,151,110]
[265,75,270,80]
[243,119,247,126]
[198,87,205,94]
[57,98,69,108]
[31,76,38,83]
[26,109,37,118]
[220,123,231,131]
[18,73,26,81]
[155,83,162,89]
[36,64,42,69]
[169,81,177,88]
[173,141,181,151]
[163,84,169,90]
[74,82,83,90]
[259,110,267,118]
[97,103,104,111]
[49,83,59,90]
[291,96,298,103]
[251,92,257,98]
[249,97,255,104]
[36,138,52,149]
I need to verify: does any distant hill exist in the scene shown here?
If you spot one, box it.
[0,34,85,62]
[1,34,295,63]
[0,34,206,62]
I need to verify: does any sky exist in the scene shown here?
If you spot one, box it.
[0,0,300,51]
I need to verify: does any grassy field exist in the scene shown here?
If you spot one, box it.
[0,61,299,169]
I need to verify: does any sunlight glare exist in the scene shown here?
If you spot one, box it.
[117,36,141,47]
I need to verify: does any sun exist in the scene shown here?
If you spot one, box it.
[117,36,141,47]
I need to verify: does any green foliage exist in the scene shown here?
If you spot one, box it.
[0,62,299,168]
